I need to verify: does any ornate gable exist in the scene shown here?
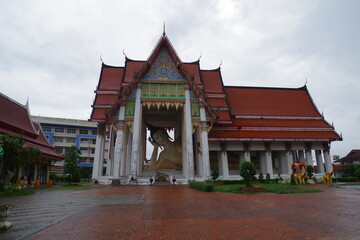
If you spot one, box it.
[143,48,185,81]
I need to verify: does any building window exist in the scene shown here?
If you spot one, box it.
[80,138,89,144]
[64,147,70,153]
[80,147,88,154]
[91,130,97,135]
[89,158,94,163]
[66,138,76,143]
[55,128,64,133]
[92,139,96,144]
[42,126,51,132]
[91,148,95,154]
[79,130,88,135]
[53,137,63,143]
[54,147,63,153]
[67,128,76,134]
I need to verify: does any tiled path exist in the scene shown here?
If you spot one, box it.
[1,184,360,240]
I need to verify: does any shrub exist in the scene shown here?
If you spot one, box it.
[258,173,264,183]
[240,161,256,187]
[3,182,26,193]
[223,180,245,185]
[189,181,214,192]
[336,177,359,182]
[72,169,81,183]
[354,168,360,178]
[343,164,360,177]
[211,169,219,181]
[290,174,296,185]
[265,173,271,184]
[49,172,57,181]
[306,165,314,179]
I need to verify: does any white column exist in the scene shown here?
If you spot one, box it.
[323,150,333,173]
[305,150,313,166]
[125,129,133,175]
[195,127,203,176]
[113,106,126,179]
[130,88,142,177]
[315,150,325,173]
[92,133,105,180]
[184,89,194,180]
[200,107,210,179]
[217,151,229,180]
[285,151,293,176]
[298,150,305,162]
[265,151,274,178]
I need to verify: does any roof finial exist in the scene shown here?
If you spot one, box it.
[100,54,104,63]
[26,96,29,107]
[198,51,202,61]
[219,59,223,69]
[304,76,308,86]
[122,48,127,59]
[163,21,166,36]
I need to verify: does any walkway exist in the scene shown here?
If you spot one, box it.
[1,184,359,240]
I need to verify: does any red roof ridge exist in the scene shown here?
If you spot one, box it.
[224,85,307,91]
[0,92,27,109]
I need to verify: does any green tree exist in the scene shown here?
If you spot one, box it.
[258,172,264,183]
[19,146,41,167]
[0,134,24,180]
[64,145,82,183]
[306,165,314,179]
[240,161,256,187]
[211,169,219,181]
[265,173,271,184]
[354,168,360,178]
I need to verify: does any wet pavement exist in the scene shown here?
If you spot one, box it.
[1,184,360,240]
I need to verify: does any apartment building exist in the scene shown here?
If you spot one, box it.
[31,116,109,175]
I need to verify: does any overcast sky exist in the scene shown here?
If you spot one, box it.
[0,0,359,158]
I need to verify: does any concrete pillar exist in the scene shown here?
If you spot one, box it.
[217,151,229,180]
[184,89,194,180]
[113,106,126,179]
[315,150,325,173]
[200,107,210,180]
[32,164,38,185]
[125,129,133,175]
[298,150,305,162]
[130,88,142,177]
[323,150,333,173]
[92,133,105,180]
[285,151,293,176]
[195,127,203,176]
[46,164,50,182]
[265,151,274,178]
[305,150,313,166]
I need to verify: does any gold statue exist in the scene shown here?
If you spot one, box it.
[322,171,334,184]
[147,123,182,170]
[291,162,307,184]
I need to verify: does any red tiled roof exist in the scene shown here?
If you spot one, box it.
[0,93,38,137]
[184,62,202,85]
[201,70,224,94]
[232,119,331,128]
[93,94,118,106]
[225,86,321,117]
[336,149,360,163]
[97,65,124,91]
[123,60,145,83]
[209,129,340,141]
[0,93,63,161]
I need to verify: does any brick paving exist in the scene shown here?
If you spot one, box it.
[0,189,143,240]
[1,184,359,240]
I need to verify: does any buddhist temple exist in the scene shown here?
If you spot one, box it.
[0,92,63,184]
[90,32,342,184]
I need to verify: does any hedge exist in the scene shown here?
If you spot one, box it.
[335,177,360,182]
[189,181,214,192]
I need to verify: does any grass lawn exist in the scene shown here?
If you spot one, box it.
[213,183,322,194]
[35,182,103,191]
[0,190,36,198]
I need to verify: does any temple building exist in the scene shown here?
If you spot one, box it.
[0,93,63,184]
[90,33,342,184]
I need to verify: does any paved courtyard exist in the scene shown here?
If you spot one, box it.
[1,184,359,240]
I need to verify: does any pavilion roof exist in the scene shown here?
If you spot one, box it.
[335,149,360,163]
[89,33,342,142]
[0,92,63,161]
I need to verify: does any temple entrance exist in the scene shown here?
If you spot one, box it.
[141,104,184,180]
